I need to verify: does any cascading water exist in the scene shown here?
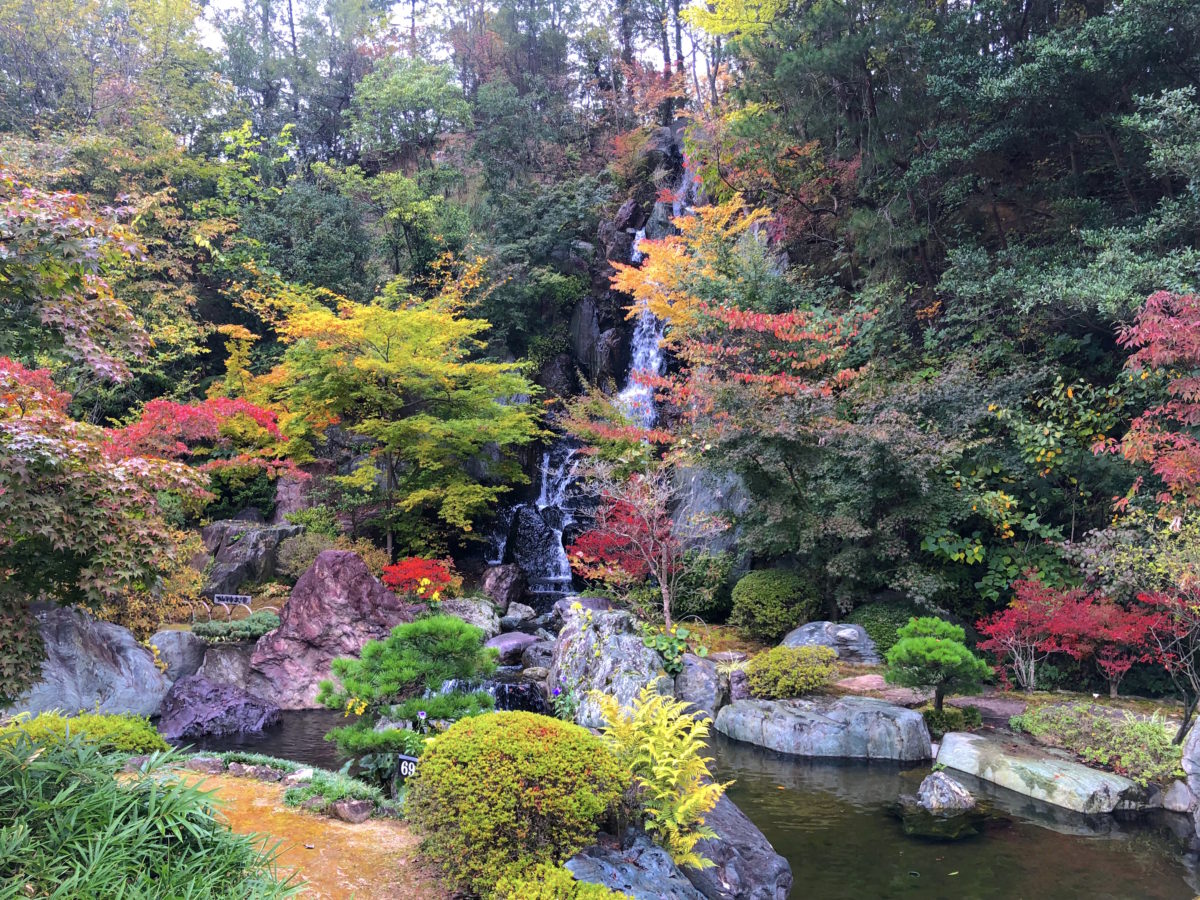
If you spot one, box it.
[617,304,666,428]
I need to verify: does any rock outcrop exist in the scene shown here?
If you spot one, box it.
[157,674,280,740]
[149,629,207,682]
[549,605,667,728]
[714,696,931,761]
[568,833,704,899]
[196,641,255,687]
[684,796,792,900]
[480,564,526,612]
[9,605,169,717]
[200,520,302,596]
[674,653,726,720]
[438,598,501,638]
[781,621,881,665]
[936,731,1145,814]
[247,551,421,708]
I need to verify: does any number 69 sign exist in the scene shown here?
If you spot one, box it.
[397,754,419,780]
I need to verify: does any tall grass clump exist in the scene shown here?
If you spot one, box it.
[0,735,299,898]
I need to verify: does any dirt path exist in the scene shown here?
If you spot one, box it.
[183,773,449,899]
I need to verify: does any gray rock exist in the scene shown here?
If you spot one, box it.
[183,756,226,774]
[728,669,752,702]
[1162,779,1195,814]
[271,475,310,524]
[523,666,549,681]
[685,796,792,900]
[247,551,421,708]
[675,654,726,720]
[569,298,602,375]
[673,466,749,555]
[196,642,255,687]
[149,630,207,682]
[1182,719,1200,799]
[937,731,1146,814]
[917,771,977,814]
[157,674,281,740]
[714,696,931,761]
[439,598,501,639]
[552,595,613,624]
[486,631,538,665]
[534,353,577,399]
[506,602,536,622]
[480,564,525,613]
[8,605,169,717]
[781,621,880,665]
[331,799,374,824]
[200,520,302,596]
[568,833,704,899]
[521,640,556,669]
[549,606,667,728]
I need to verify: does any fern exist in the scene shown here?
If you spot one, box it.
[593,687,732,869]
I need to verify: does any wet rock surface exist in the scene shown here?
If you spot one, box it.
[685,796,793,900]
[158,674,281,740]
[568,833,704,899]
[917,771,977,813]
[674,653,726,720]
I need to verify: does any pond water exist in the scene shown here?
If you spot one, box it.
[172,713,1200,899]
[711,735,1199,899]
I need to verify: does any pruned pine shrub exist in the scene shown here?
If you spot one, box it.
[406,711,626,898]
[594,686,729,870]
[746,645,837,699]
[193,609,280,643]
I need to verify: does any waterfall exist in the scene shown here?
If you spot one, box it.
[618,305,666,428]
[630,227,646,264]
[531,444,579,599]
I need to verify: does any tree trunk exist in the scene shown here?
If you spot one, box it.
[661,582,673,629]
[934,685,946,712]
[1174,694,1197,745]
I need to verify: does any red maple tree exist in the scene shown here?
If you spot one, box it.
[382,557,459,601]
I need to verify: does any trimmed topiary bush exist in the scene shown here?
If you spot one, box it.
[406,711,627,898]
[745,645,837,699]
[729,570,817,642]
[494,863,633,900]
[0,711,168,754]
[193,610,280,643]
[846,601,918,656]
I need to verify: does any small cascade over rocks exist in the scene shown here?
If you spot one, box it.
[501,440,585,610]
[617,302,666,429]
[436,668,549,716]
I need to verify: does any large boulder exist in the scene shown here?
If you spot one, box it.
[247,551,421,708]
[196,642,255,687]
[157,674,281,740]
[781,621,880,665]
[675,653,726,720]
[714,696,931,761]
[521,640,556,669]
[549,605,667,728]
[684,796,792,900]
[480,564,526,612]
[568,833,704,899]
[937,731,1146,814]
[486,631,538,665]
[9,605,169,717]
[200,520,302,596]
[438,598,501,639]
[917,771,977,814]
[149,630,207,683]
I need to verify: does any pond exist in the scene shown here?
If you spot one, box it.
[711,735,1199,900]
[172,713,1200,899]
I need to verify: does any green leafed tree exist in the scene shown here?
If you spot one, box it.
[885,617,989,711]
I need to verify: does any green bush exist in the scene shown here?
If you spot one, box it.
[920,704,983,739]
[284,505,340,537]
[885,617,989,711]
[281,768,386,812]
[745,646,837,699]
[276,531,390,582]
[0,712,168,754]
[847,601,918,656]
[193,610,280,643]
[406,711,627,898]
[495,863,633,899]
[0,736,297,898]
[728,570,817,642]
[1010,703,1183,787]
[674,551,735,622]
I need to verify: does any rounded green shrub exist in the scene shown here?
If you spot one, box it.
[406,711,627,898]
[729,570,817,642]
[495,863,633,900]
[745,645,837,699]
[920,704,982,739]
[846,601,918,656]
[0,712,168,754]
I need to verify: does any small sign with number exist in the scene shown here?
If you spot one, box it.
[397,754,419,781]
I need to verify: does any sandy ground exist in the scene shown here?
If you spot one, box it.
[182,773,450,899]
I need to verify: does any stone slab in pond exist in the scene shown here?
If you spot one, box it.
[714,696,931,761]
[781,621,880,665]
[936,731,1146,814]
